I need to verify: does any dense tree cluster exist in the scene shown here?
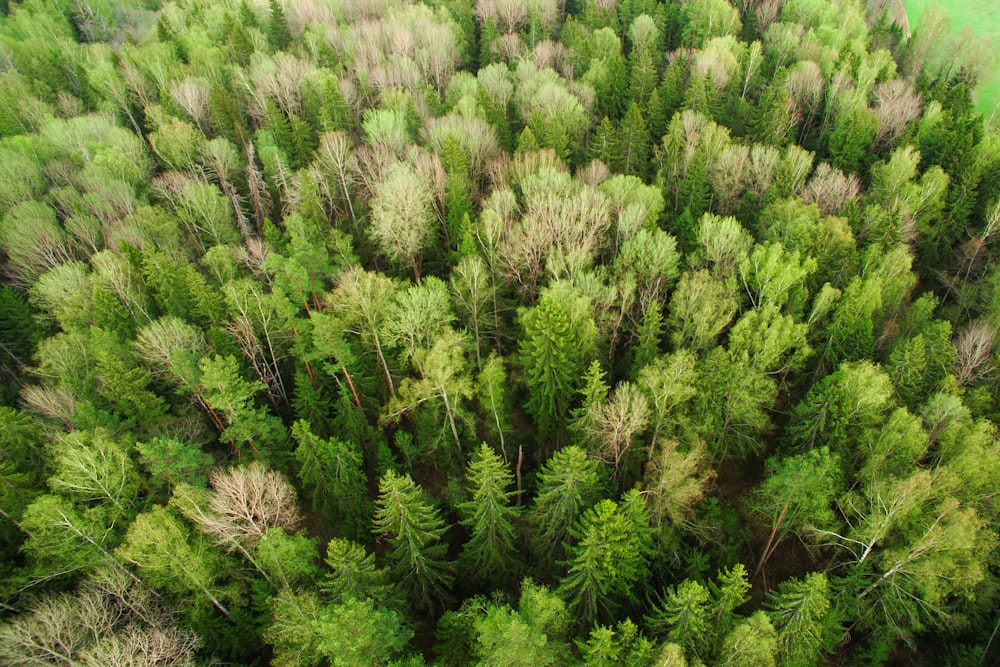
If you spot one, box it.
[1,0,999,664]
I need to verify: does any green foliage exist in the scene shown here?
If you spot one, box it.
[557,490,654,625]
[292,420,370,539]
[458,443,522,587]
[373,470,453,612]
[1,1,998,663]
[766,572,835,667]
[519,294,593,444]
[527,446,605,572]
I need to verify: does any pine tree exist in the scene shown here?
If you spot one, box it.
[292,420,370,540]
[527,446,604,573]
[266,0,291,51]
[372,471,453,612]
[519,297,583,444]
[557,490,654,625]
[457,443,522,587]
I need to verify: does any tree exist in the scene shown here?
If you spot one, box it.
[557,490,654,625]
[692,348,776,460]
[472,579,572,667]
[48,430,141,519]
[291,420,369,539]
[787,361,895,455]
[372,470,453,612]
[266,590,411,667]
[643,439,715,538]
[458,444,522,587]
[0,571,200,667]
[382,327,475,462]
[180,462,302,556]
[315,597,412,667]
[197,355,288,463]
[574,381,650,479]
[579,618,656,667]
[526,446,604,572]
[519,294,593,444]
[646,579,712,655]
[266,0,291,51]
[667,270,738,352]
[320,538,395,606]
[750,448,842,579]
[828,106,879,175]
[718,612,778,667]
[116,506,231,616]
[369,161,436,280]
[766,572,835,667]
[451,255,497,369]
[619,102,650,179]
[476,354,514,462]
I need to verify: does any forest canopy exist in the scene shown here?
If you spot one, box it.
[0,0,999,665]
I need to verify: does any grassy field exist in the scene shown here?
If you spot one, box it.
[904,0,1000,122]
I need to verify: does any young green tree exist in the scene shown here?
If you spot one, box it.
[718,611,778,667]
[766,572,835,667]
[372,471,453,613]
[526,446,605,573]
[291,420,370,540]
[458,443,522,587]
[557,490,654,625]
[519,295,589,445]
[646,579,712,656]
[320,538,396,606]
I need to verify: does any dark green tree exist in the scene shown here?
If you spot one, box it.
[458,443,522,587]
[519,295,589,445]
[526,446,605,574]
[267,0,292,51]
[291,420,370,540]
[372,471,453,612]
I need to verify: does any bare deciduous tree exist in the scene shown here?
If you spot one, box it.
[873,79,922,149]
[169,77,210,133]
[802,162,861,216]
[953,321,996,387]
[195,462,303,550]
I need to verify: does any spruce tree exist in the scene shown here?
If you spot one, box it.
[291,420,370,540]
[372,470,453,612]
[457,443,522,587]
[590,116,622,171]
[766,572,835,667]
[266,0,291,51]
[619,102,650,179]
[526,446,604,572]
[519,296,582,444]
[557,490,654,626]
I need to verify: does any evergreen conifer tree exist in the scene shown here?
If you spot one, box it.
[457,443,522,587]
[527,446,604,573]
[520,296,584,444]
[267,0,292,51]
[373,470,453,612]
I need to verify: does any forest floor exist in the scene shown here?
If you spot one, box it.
[905,0,1000,122]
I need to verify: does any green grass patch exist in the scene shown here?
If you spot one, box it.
[905,0,1000,120]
